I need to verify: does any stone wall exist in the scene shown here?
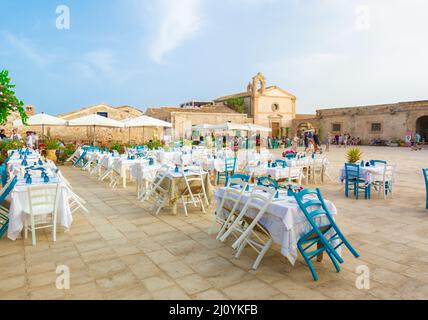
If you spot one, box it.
[171,112,249,140]
[317,100,428,143]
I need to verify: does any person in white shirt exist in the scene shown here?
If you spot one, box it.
[10,128,22,141]
[25,131,34,148]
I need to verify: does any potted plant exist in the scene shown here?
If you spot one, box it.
[45,139,60,161]
[346,147,363,163]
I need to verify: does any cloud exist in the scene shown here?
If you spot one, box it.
[2,31,49,68]
[75,49,117,80]
[148,0,203,63]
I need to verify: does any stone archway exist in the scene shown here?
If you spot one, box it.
[416,116,428,141]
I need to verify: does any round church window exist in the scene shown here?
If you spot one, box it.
[272,103,280,112]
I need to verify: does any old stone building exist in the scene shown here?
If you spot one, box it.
[145,105,247,140]
[52,104,161,145]
[214,73,297,138]
[315,100,428,144]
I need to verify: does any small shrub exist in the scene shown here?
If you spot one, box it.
[346,147,363,163]
[45,139,60,150]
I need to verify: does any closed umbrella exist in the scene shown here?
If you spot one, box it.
[13,112,67,141]
[68,114,124,145]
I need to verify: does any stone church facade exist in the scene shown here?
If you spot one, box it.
[214,73,297,138]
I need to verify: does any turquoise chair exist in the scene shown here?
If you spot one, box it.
[0,176,18,239]
[0,164,7,187]
[274,159,287,168]
[3,151,14,165]
[344,163,370,199]
[257,176,279,189]
[229,174,251,191]
[370,160,387,166]
[73,150,88,168]
[294,188,360,281]
[423,169,428,209]
[217,157,237,186]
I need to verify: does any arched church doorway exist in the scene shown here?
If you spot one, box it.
[416,116,428,142]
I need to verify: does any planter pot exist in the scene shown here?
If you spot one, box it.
[46,149,57,162]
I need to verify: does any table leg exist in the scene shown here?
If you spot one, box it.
[122,169,127,188]
[317,241,324,262]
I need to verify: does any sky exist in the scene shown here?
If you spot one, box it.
[1,0,427,115]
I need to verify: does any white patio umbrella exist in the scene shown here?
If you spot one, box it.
[246,124,272,133]
[68,114,124,145]
[210,122,249,131]
[13,112,67,141]
[123,115,172,144]
[192,124,215,131]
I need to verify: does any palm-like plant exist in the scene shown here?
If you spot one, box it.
[346,147,363,163]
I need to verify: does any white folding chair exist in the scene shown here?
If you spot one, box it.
[181,166,209,216]
[66,149,81,164]
[208,177,248,237]
[23,184,61,246]
[372,164,396,199]
[140,166,170,215]
[309,158,325,184]
[81,152,97,171]
[219,185,276,270]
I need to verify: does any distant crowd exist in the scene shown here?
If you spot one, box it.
[0,128,40,149]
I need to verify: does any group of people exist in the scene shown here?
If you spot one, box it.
[0,128,39,149]
[333,133,361,147]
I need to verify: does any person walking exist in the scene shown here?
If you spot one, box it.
[313,131,320,153]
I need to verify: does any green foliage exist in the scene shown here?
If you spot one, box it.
[144,139,163,150]
[45,139,60,150]
[0,140,24,163]
[110,141,124,153]
[225,97,246,114]
[0,69,27,125]
[346,147,363,163]
[64,144,77,156]
[0,139,25,152]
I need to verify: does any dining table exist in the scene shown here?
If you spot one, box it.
[215,186,339,265]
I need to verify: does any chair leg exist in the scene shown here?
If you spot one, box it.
[298,244,318,281]
[252,238,273,270]
[31,218,36,246]
[182,196,188,217]
[235,238,247,259]
[24,218,28,239]
[198,195,206,213]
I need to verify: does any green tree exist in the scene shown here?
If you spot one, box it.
[0,69,27,125]
[225,97,246,114]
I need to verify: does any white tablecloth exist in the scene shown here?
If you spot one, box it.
[339,164,385,184]
[215,187,339,265]
[7,178,73,241]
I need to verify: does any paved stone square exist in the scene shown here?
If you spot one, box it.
[1,146,428,300]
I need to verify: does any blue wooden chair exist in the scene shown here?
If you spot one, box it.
[370,160,387,166]
[0,176,18,239]
[274,159,287,168]
[229,174,251,191]
[0,164,8,188]
[344,163,370,199]
[257,176,279,189]
[217,157,237,186]
[294,188,360,281]
[73,150,88,168]
[423,169,428,209]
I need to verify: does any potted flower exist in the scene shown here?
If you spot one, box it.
[346,147,363,163]
[45,139,60,161]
